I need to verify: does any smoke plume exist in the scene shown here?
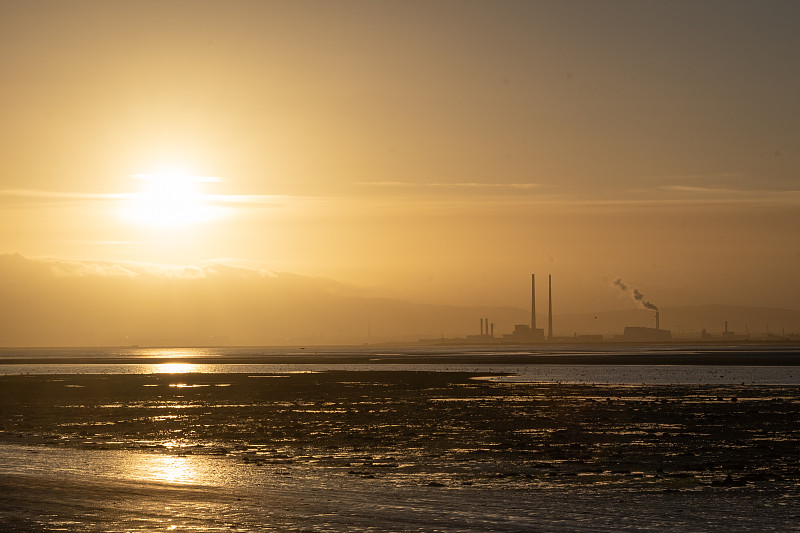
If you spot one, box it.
[614,278,658,311]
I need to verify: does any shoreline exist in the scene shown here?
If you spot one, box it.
[2,349,800,366]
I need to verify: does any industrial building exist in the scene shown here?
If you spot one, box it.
[503,274,547,343]
[621,326,672,342]
[465,318,497,343]
[619,310,672,341]
[421,273,680,345]
[701,321,750,341]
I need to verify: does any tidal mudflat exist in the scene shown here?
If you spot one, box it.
[1,365,799,531]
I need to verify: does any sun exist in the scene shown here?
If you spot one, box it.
[123,167,221,228]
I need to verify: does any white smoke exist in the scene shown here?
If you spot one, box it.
[614,278,658,311]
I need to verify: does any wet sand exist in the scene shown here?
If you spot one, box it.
[1,370,799,530]
[2,464,797,532]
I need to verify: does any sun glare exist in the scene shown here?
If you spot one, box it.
[123,167,222,228]
[153,363,200,374]
[128,453,206,485]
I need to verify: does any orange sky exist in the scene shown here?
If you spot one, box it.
[1,0,799,315]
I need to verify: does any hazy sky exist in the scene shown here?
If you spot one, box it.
[1,0,799,314]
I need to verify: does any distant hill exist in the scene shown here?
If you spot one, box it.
[0,254,530,346]
[1,254,798,346]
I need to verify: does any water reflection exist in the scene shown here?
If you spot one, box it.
[133,348,218,359]
[128,452,206,485]
[154,362,200,374]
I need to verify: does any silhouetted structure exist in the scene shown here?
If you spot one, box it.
[503,323,544,342]
[531,273,536,330]
[466,317,495,343]
[503,273,545,342]
[619,311,672,341]
[622,326,672,341]
[547,275,553,340]
[701,320,750,341]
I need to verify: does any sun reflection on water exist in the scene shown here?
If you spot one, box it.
[132,348,215,359]
[130,453,205,485]
[153,363,199,374]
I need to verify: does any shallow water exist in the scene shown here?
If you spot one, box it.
[2,346,800,531]
[2,441,798,532]
[1,362,799,385]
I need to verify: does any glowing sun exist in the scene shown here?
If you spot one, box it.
[123,167,221,228]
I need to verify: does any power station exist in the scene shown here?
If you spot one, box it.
[424,273,674,345]
[502,274,545,342]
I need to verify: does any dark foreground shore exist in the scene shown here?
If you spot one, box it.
[1,464,796,532]
[1,371,799,531]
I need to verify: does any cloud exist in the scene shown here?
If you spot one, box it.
[652,172,746,181]
[203,193,293,205]
[0,188,299,215]
[609,184,800,209]
[356,181,542,191]
[652,185,800,200]
[66,240,144,247]
[655,185,745,194]
[645,171,800,200]
[131,174,224,183]
[350,180,800,211]
[0,189,128,201]
[32,256,256,280]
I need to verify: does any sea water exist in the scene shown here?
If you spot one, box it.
[0,362,799,385]
[1,343,799,385]
[2,344,799,531]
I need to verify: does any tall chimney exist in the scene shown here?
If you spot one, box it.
[547,275,553,340]
[485,318,489,336]
[656,310,660,330]
[531,273,536,330]
[491,323,494,337]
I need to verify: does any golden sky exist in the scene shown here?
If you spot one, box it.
[1,0,799,316]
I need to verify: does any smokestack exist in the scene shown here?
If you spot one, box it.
[656,310,660,330]
[485,318,489,336]
[548,275,553,340]
[491,323,494,337]
[531,274,536,330]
